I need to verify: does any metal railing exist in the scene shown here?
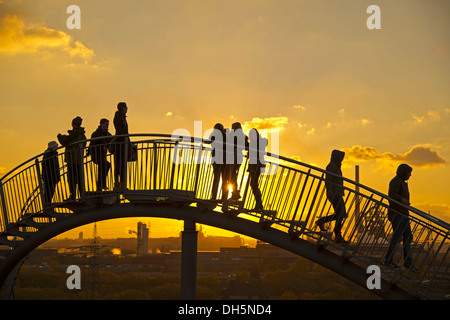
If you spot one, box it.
[0,134,449,299]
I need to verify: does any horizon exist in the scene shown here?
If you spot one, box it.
[1,0,449,241]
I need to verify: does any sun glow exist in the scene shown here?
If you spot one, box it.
[228,184,233,199]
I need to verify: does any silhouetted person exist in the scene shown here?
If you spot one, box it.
[247,129,266,210]
[315,150,347,243]
[113,102,129,190]
[208,123,228,200]
[227,122,249,200]
[88,118,112,190]
[57,116,87,200]
[42,141,60,205]
[384,164,417,271]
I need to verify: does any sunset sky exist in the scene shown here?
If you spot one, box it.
[0,0,449,239]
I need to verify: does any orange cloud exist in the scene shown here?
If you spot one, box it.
[412,109,445,125]
[0,14,94,60]
[341,145,446,168]
[242,116,288,132]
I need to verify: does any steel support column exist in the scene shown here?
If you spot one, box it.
[180,219,198,300]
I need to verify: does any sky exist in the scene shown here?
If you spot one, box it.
[0,0,449,239]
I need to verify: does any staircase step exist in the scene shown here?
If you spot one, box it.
[3,227,34,238]
[0,235,23,246]
[14,219,46,229]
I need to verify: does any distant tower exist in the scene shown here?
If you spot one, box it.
[142,223,149,255]
[136,222,149,256]
[78,231,83,240]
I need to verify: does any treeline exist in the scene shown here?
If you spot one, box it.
[14,258,378,300]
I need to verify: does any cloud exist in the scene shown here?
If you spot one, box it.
[242,116,288,132]
[292,105,306,111]
[341,145,446,168]
[412,110,444,125]
[306,128,315,136]
[398,146,446,167]
[0,14,94,61]
[412,114,424,125]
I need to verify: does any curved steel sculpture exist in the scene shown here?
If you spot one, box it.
[0,134,449,299]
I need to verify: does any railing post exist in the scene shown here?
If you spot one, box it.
[153,142,158,190]
[193,145,201,197]
[124,140,129,190]
[35,158,46,209]
[355,165,363,233]
[79,144,86,201]
[0,182,9,230]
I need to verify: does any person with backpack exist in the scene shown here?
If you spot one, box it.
[57,116,87,200]
[88,118,112,190]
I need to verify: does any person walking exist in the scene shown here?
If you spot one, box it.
[315,150,348,243]
[384,164,417,271]
[57,116,87,200]
[88,118,112,190]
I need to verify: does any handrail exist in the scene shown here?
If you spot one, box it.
[1,133,448,232]
[1,133,448,229]
[275,153,450,231]
[0,133,449,299]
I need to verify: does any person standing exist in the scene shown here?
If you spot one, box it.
[247,128,266,211]
[88,118,112,190]
[42,141,60,205]
[384,164,417,271]
[57,116,87,200]
[113,102,129,190]
[228,122,249,200]
[207,123,227,200]
[315,150,348,243]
